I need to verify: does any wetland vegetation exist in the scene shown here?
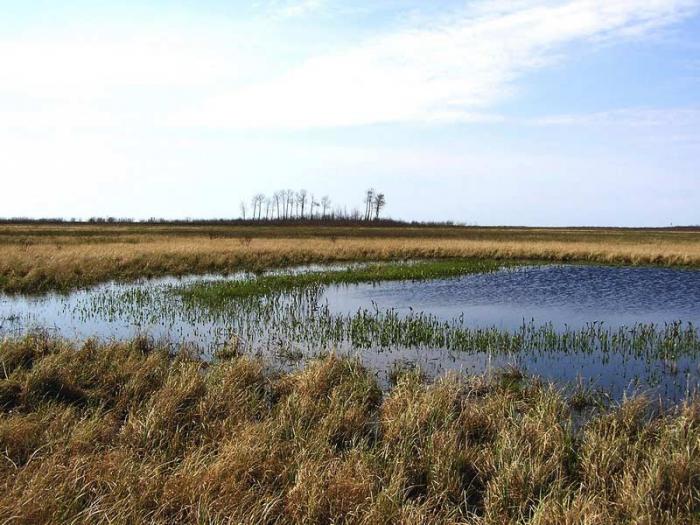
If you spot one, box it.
[2,261,698,401]
[179,259,510,301]
[2,335,700,524]
[1,223,699,522]
[1,222,698,294]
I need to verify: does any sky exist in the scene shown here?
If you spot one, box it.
[1,0,699,226]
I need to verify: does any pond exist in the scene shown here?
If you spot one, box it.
[1,263,699,401]
[321,264,700,329]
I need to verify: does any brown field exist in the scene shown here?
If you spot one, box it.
[0,223,698,293]
[1,334,699,524]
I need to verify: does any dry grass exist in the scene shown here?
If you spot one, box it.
[1,224,698,293]
[1,334,699,524]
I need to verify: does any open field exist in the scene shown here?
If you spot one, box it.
[1,334,699,524]
[2,226,699,522]
[1,223,699,293]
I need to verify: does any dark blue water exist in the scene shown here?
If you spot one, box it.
[322,265,700,329]
[1,264,698,400]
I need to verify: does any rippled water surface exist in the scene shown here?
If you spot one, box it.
[1,264,699,400]
[321,265,700,329]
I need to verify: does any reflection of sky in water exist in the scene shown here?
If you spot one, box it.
[1,264,699,401]
[321,265,700,329]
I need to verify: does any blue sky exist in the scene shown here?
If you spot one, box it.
[1,0,699,225]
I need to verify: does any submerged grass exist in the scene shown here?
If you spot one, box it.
[169,271,700,362]
[64,270,700,399]
[1,224,698,293]
[1,334,699,524]
[180,259,509,301]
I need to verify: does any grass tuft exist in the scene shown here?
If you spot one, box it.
[1,334,699,523]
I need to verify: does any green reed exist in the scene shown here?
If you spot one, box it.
[75,275,700,362]
[179,259,511,302]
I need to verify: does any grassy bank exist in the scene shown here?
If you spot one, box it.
[1,334,699,523]
[0,223,698,293]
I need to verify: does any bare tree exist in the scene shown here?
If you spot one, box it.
[374,193,386,220]
[250,195,258,220]
[284,190,294,219]
[310,194,319,219]
[251,193,265,220]
[364,188,375,221]
[321,196,331,218]
[259,194,266,220]
[273,192,281,219]
[297,189,308,219]
[240,201,247,220]
[286,189,295,219]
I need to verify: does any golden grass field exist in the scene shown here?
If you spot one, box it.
[2,225,700,523]
[1,223,698,293]
[1,334,699,524]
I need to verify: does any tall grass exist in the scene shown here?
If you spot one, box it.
[1,334,699,524]
[1,224,698,293]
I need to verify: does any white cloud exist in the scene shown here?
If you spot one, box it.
[526,107,700,147]
[0,0,698,133]
[530,107,700,127]
[176,0,699,129]
[269,0,326,19]
[0,36,234,98]
[0,20,266,129]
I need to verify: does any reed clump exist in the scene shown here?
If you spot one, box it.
[1,334,699,524]
[1,224,698,293]
[181,259,508,301]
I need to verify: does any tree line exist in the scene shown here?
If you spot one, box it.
[240,188,386,221]
[0,188,395,224]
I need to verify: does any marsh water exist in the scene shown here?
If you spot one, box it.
[1,264,699,400]
[322,265,700,329]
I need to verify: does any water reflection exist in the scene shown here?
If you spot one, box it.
[321,265,700,329]
[1,264,699,401]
